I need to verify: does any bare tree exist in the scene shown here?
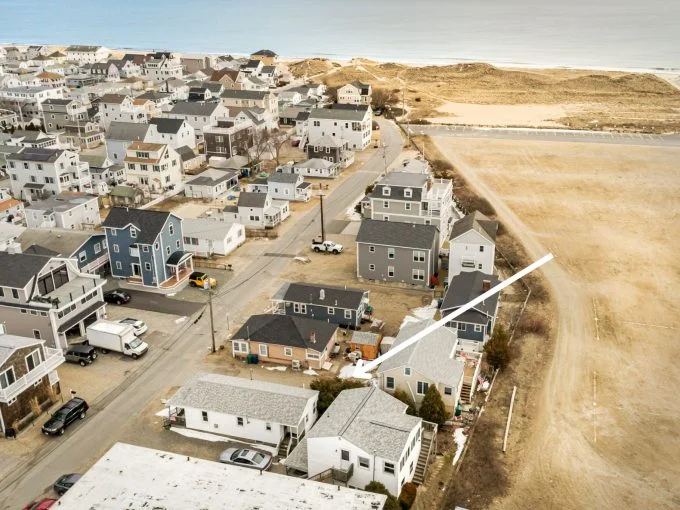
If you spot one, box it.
[251,129,274,162]
[270,129,294,165]
[371,88,395,109]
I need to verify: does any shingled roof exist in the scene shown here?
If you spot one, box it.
[233,314,337,351]
[356,219,438,250]
[450,211,498,243]
[102,207,174,245]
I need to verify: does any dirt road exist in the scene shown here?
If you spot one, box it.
[433,137,680,509]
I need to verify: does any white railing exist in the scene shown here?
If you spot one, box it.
[0,348,64,402]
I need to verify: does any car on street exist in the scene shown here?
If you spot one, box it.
[118,318,148,336]
[64,343,97,366]
[42,397,89,436]
[311,239,343,254]
[22,499,56,510]
[104,289,131,305]
[53,473,82,495]
[218,448,273,471]
[188,271,217,289]
[374,107,384,116]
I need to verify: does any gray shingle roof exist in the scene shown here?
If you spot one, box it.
[267,173,299,184]
[186,168,237,187]
[7,148,63,163]
[0,335,44,367]
[295,387,421,462]
[18,229,101,259]
[220,90,269,101]
[450,211,498,243]
[149,117,186,134]
[237,192,267,208]
[308,106,369,121]
[377,319,464,387]
[167,373,317,426]
[170,101,221,116]
[350,331,380,346]
[106,121,149,141]
[441,271,502,324]
[233,315,337,351]
[102,207,173,245]
[356,219,438,249]
[380,171,428,188]
[0,252,51,288]
[274,282,367,310]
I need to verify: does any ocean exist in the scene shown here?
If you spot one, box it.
[1,0,679,70]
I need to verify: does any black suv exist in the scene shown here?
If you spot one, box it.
[42,398,89,436]
[64,344,97,366]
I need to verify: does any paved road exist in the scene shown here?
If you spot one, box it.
[104,288,205,316]
[407,124,680,147]
[0,119,403,509]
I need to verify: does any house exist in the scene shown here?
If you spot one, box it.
[41,95,89,130]
[0,109,19,130]
[123,142,183,192]
[284,386,432,496]
[160,78,189,101]
[246,173,311,202]
[79,153,125,187]
[0,251,107,349]
[3,129,59,149]
[85,62,120,81]
[184,168,238,200]
[135,90,173,111]
[271,282,370,329]
[307,105,372,151]
[338,82,372,106]
[279,105,306,125]
[219,89,278,128]
[449,211,498,276]
[441,271,501,352]
[175,145,205,172]
[62,120,106,150]
[306,136,355,168]
[180,54,213,74]
[377,319,465,412]
[240,59,264,77]
[181,218,244,257]
[24,192,100,229]
[109,185,145,207]
[109,59,142,79]
[249,49,279,66]
[203,120,254,159]
[0,86,65,120]
[231,315,338,370]
[0,188,25,224]
[295,111,310,138]
[145,118,196,150]
[166,101,230,143]
[65,45,109,64]
[0,329,64,436]
[105,121,150,164]
[350,331,382,361]
[98,94,147,130]
[103,207,193,290]
[362,170,455,245]
[222,192,289,229]
[17,228,109,275]
[277,158,340,179]
[54,443,387,510]
[356,219,440,287]
[142,56,183,82]
[7,148,92,202]
[35,71,66,88]
[27,45,51,59]
[0,223,25,252]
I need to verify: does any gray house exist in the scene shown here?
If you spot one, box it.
[246,173,311,202]
[18,229,109,275]
[272,282,370,329]
[105,121,150,165]
[184,168,238,200]
[441,271,501,352]
[356,219,440,287]
[103,208,193,290]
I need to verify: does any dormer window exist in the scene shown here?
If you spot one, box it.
[130,228,137,239]
[404,188,412,198]
[382,187,391,196]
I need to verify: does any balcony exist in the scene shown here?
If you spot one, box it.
[0,347,64,402]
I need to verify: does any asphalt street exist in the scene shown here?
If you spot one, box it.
[0,119,403,509]
[104,288,205,316]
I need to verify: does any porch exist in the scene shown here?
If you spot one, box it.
[0,348,64,403]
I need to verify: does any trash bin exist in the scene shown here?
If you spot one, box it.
[251,354,259,364]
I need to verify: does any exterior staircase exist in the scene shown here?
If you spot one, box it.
[413,421,437,484]
[277,434,291,458]
[460,382,472,403]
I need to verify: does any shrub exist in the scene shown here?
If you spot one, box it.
[365,482,400,510]
[418,386,449,426]
[485,325,511,370]
[309,378,365,416]
[365,183,375,195]
[392,389,417,416]
[414,97,421,102]
[398,482,418,509]
[516,313,549,337]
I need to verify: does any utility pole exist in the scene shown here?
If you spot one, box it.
[208,290,216,353]
[319,193,326,242]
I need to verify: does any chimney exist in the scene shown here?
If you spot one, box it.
[309,331,316,343]
[319,289,325,300]
[482,279,491,292]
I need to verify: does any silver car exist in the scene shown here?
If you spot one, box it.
[218,448,272,471]
[118,318,148,336]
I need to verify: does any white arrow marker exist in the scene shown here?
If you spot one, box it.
[352,253,554,378]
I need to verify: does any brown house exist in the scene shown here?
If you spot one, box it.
[0,330,64,436]
[249,49,278,66]
[203,120,254,159]
[231,315,337,370]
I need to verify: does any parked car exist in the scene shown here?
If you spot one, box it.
[42,397,89,436]
[188,272,217,289]
[53,473,82,495]
[218,448,273,471]
[311,239,343,254]
[118,318,148,336]
[104,289,131,305]
[64,344,97,366]
[22,500,56,510]
[374,107,384,116]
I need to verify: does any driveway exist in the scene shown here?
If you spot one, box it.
[0,119,403,509]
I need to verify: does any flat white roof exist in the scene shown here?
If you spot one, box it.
[57,443,386,509]
[87,320,130,335]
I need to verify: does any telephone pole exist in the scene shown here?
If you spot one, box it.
[319,193,326,242]
[208,290,216,353]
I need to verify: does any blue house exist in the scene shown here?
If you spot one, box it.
[441,271,501,353]
[103,208,193,290]
[18,229,110,275]
[271,282,370,329]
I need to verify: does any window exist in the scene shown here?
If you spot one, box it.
[382,187,390,196]
[0,367,16,389]
[110,229,117,237]
[404,367,411,376]
[144,262,151,271]
[368,264,375,271]
[405,203,411,211]
[388,266,395,277]
[169,224,174,235]
[385,376,395,389]
[341,449,350,461]
[444,387,453,395]
[413,251,425,262]
[26,349,41,370]
[11,289,18,299]
[284,347,293,357]
[457,323,467,332]
[383,200,389,209]
[404,188,412,198]
[113,244,119,253]
[412,269,425,281]
[306,352,320,360]
[233,341,248,353]
[387,248,395,259]
[142,245,149,252]
[327,307,335,315]
[265,422,272,431]
[115,261,122,270]
[130,228,137,238]
[166,246,171,256]
[367,245,376,253]
[461,259,476,268]
[358,456,370,469]
[417,381,429,395]
[479,245,484,252]
[154,242,159,250]
[259,344,268,357]
[293,303,307,314]
[344,309,352,319]
[94,243,101,254]
[176,240,180,249]
[474,324,483,332]
[410,461,414,474]
[237,417,244,426]
[78,251,87,263]
[202,411,208,422]
[384,461,395,474]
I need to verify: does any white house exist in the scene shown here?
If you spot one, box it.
[98,94,147,130]
[307,105,372,151]
[143,56,184,82]
[246,173,311,202]
[338,81,372,105]
[221,192,289,229]
[166,101,230,144]
[167,373,319,448]
[124,142,182,192]
[285,386,431,496]
[0,188,25,224]
[277,158,340,179]
[25,192,101,230]
[219,89,278,128]
[448,211,498,276]
[65,45,110,64]
[184,168,238,200]
[0,86,65,120]
[104,121,151,165]
[145,118,197,150]
[181,218,245,257]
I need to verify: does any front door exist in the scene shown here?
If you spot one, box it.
[131,263,141,276]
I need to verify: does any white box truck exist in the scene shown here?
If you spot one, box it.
[86,320,149,359]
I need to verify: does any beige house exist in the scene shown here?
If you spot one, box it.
[231,315,337,370]
[377,319,465,412]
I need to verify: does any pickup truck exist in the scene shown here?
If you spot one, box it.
[311,239,343,254]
